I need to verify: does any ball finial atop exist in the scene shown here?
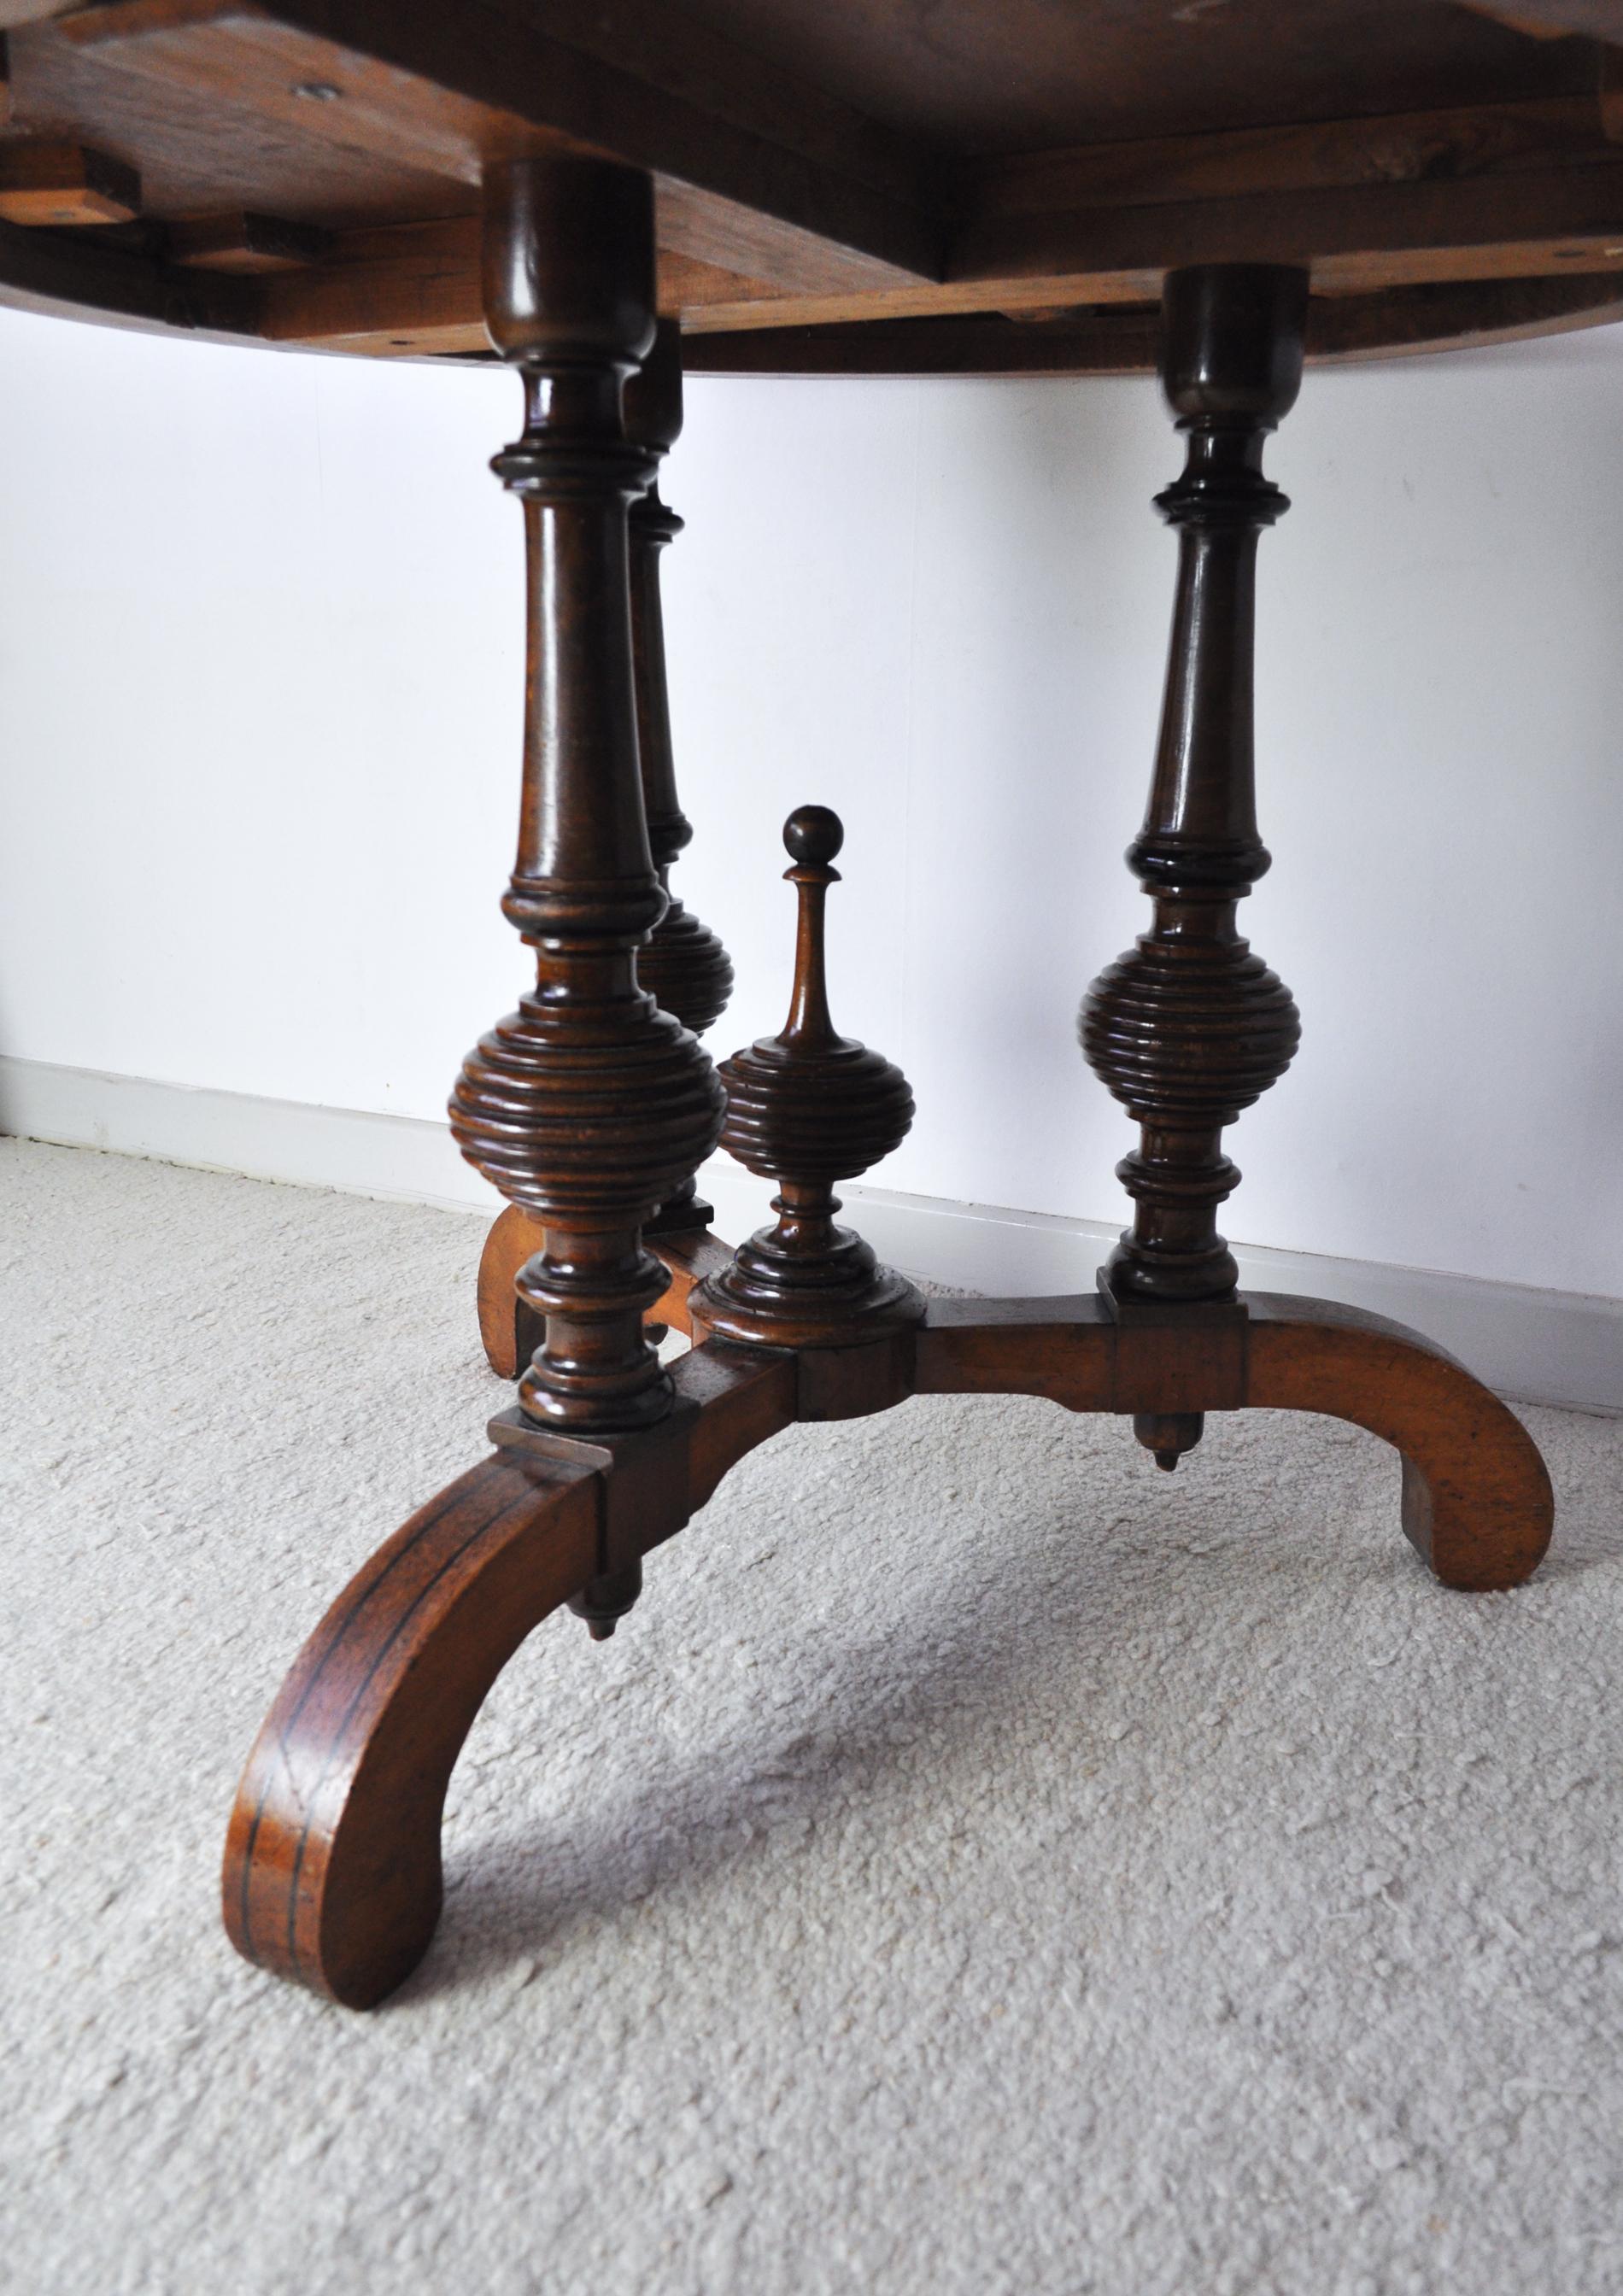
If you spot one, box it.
[783,805,843,867]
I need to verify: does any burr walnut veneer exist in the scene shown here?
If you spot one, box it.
[0,3,1568,2005]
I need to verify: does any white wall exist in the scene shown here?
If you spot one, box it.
[2,304,1620,1306]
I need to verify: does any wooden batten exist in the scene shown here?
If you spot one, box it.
[681,274,1623,378]
[252,214,478,348]
[952,165,1623,294]
[0,136,139,222]
[53,0,945,295]
[966,97,1615,218]
[0,202,255,331]
[167,208,331,272]
[252,212,779,350]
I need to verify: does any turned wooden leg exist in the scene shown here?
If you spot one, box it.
[475,319,732,1376]
[226,155,731,2001]
[450,161,724,1432]
[1080,265,1306,1469]
[1081,266,1305,1373]
[1069,261,1552,1561]
[633,321,735,1234]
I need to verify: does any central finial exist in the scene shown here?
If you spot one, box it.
[785,803,841,861]
[690,805,924,1350]
[779,804,842,1048]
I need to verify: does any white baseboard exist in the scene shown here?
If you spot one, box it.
[3,1053,1619,1414]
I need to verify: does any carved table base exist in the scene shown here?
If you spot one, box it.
[223,191,1556,2016]
[226,1239,1551,2008]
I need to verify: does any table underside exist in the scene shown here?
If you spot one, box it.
[3,0,1623,372]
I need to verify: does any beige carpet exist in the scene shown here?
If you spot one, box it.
[3,1137,1620,2295]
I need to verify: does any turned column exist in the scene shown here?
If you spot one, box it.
[450,158,724,1433]
[629,319,734,1235]
[1081,266,1306,1460]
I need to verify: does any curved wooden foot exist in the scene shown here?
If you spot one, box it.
[223,1454,599,2006]
[225,1343,795,2006]
[1244,1295,1553,1592]
[917,1291,1552,1593]
[477,1207,732,1375]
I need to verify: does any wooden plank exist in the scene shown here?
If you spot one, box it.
[685,308,1160,378]
[681,272,1162,335]
[0,133,138,218]
[468,0,934,215]
[9,10,467,228]
[1310,270,1623,357]
[0,197,255,324]
[254,209,778,349]
[680,275,1623,378]
[56,0,945,292]
[659,106,1623,331]
[970,97,1613,219]
[647,0,1593,156]
[952,163,1623,290]
[167,204,328,266]
[680,222,1623,336]
[653,246,777,318]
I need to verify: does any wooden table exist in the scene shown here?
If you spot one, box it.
[3,0,1585,2006]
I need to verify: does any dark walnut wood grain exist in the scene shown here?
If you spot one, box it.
[224,1453,599,2007]
[222,1342,797,2007]
[913,1292,1554,1595]
[692,805,924,1350]
[680,275,1623,378]
[448,156,724,1432]
[167,207,331,271]
[1081,264,1306,1467]
[0,136,140,221]
[1082,265,1306,1319]
[476,1215,733,1385]
[475,313,731,1380]
[220,100,1559,2021]
[632,318,735,1240]
[3,5,1623,354]
[224,1286,1550,2006]
[475,1201,548,1385]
